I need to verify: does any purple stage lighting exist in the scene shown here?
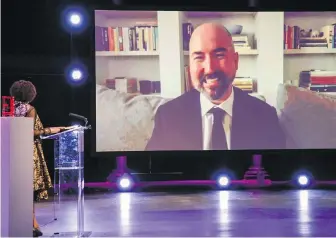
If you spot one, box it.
[61,5,88,34]
[217,175,230,188]
[117,175,133,191]
[65,62,87,86]
[293,170,314,188]
[71,68,83,81]
[297,175,309,186]
[69,13,82,26]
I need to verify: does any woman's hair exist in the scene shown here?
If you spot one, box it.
[10,80,37,103]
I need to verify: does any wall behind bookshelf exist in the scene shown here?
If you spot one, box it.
[284,12,336,85]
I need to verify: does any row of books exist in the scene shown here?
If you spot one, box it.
[95,25,159,52]
[299,70,336,93]
[284,24,336,49]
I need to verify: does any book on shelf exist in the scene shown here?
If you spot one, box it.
[95,25,159,52]
[184,65,193,92]
[183,23,194,51]
[284,24,336,50]
[233,77,256,93]
[299,70,336,93]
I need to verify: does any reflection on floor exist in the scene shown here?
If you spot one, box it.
[36,190,336,237]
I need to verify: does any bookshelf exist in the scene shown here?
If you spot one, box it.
[283,12,336,86]
[95,10,336,106]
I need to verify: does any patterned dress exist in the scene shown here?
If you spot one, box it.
[15,102,53,201]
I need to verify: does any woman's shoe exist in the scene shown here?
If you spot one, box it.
[33,227,43,237]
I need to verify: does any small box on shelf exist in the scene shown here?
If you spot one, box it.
[105,78,161,95]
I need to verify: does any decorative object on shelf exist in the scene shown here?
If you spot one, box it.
[107,77,138,93]
[152,81,161,94]
[105,78,116,89]
[226,24,243,35]
[139,80,152,94]
[311,30,321,38]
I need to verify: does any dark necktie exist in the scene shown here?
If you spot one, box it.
[209,107,228,150]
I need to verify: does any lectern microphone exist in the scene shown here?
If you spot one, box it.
[69,113,87,122]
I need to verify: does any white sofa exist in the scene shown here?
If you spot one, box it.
[96,84,336,152]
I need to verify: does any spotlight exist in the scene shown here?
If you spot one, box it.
[65,62,88,86]
[69,13,82,26]
[217,175,230,188]
[117,174,134,191]
[298,175,309,186]
[71,69,83,81]
[292,170,314,189]
[61,6,88,34]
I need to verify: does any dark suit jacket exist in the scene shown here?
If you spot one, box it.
[145,87,286,151]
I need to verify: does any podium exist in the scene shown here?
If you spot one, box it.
[1,117,34,237]
[41,125,91,237]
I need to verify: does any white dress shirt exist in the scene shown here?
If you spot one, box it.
[199,88,234,150]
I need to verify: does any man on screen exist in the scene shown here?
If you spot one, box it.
[145,23,286,151]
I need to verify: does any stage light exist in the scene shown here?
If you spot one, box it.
[69,13,82,26]
[117,174,134,191]
[217,175,230,188]
[292,170,314,189]
[71,69,83,81]
[61,5,88,34]
[65,62,88,86]
[298,175,309,186]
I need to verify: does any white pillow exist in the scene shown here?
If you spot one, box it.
[277,84,336,149]
[95,84,170,152]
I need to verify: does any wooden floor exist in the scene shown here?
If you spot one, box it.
[36,189,336,237]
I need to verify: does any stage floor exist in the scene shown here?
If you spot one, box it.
[36,189,336,237]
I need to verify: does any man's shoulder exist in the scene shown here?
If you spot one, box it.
[158,89,199,112]
[234,87,275,113]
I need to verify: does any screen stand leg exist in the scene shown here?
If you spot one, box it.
[243,154,270,187]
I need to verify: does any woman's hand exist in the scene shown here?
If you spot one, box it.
[49,127,66,134]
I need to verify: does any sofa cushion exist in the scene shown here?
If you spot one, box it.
[276,84,336,149]
[96,84,169,152]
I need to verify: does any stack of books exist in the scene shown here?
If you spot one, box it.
[233,77,255,93]
[299,70,336,93]
[232,34,252,50]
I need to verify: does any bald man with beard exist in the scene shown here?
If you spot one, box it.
[145,23,286,151]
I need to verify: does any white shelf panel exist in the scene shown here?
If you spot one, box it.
[96,51,159,57]
[184,49,258,56]
[284,48,336,55]
[284,11,336,18]
[185,11,256,18]
[95,10,157,19]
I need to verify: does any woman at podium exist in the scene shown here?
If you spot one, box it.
[10,80,66,237]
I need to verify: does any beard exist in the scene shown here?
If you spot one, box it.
[196,71,233,101]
